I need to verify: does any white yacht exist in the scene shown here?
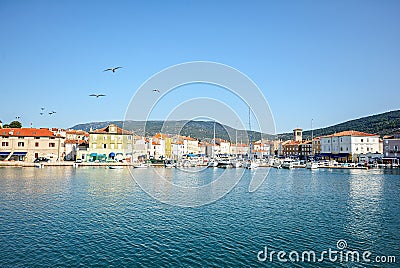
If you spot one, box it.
[282,159,295,169]
[306,162,319,170]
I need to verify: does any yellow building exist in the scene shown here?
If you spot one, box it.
[82,124,134,162]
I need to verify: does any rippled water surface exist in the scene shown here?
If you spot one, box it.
[1,167,399,267]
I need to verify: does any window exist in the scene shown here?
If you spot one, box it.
[1,142,9,146]
[50,137,55,139]
[103,144,107,149]
[35,137,40,139]
[340,147,343,151]
[111,135,115,141]
[118,144,122,149]
[103,136,107,140]
[111,144,115,149]
[49,143,55,147]
[367,147,369,151]
[18,142,24,147]
[361,139,364,142]
[340,138,343,142]
[35,142,39,147]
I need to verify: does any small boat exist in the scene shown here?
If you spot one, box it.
[244,160,258,169]
[109,166,124,169]
[272,159,282,169]
[282,159,294,169]
[306,162,319,170]
[232,160,242,168]
[207,159,218,167]
[133,163,149,168]
[164,160,176,168]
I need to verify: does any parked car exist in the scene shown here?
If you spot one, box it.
[34,157,50,163]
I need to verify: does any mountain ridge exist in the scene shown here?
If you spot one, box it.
[70,110,400,141]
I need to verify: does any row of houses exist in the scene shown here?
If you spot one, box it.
[1,120,399,163]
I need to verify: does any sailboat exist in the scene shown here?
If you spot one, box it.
[208,120,219,167]
[244,107,258,169]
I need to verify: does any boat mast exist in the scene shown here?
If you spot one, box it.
[213,120,216,158]
[311,119,313,157]
[249,106,252,159]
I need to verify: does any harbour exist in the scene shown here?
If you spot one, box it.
[0,167,399,267]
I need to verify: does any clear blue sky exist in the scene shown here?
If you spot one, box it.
[1,0,399,133]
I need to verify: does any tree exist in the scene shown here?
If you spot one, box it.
[9,121,22,128]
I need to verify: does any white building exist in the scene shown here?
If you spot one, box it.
[320,130,380,162]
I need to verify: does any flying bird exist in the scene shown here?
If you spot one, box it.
[49,112,54,115]
[40,113,44,116]
[89,94,106,98]
[15,116,21,119]
[52,111,56,114]
[103,67,123,73]
[153,89,160,93]
[41,107,45,110]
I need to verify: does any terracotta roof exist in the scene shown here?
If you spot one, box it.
[66,129,89,135]
[0,128,56,137]
[91,125,132,135]
[153,133,170,139]
[323,130,377,137]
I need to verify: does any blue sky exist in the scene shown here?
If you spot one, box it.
[0,0,399,133]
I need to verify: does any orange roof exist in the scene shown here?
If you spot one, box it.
[0,128,56,137]
[91,125,132,135]
[323,130,377,137]
[153,133,170,139]
[283,140,301,145]
[66,129,89,135]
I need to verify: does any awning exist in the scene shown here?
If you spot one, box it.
[109,152,115,157]
[13,152,27,156]
[0,152,26,156]
[331,153,349,158]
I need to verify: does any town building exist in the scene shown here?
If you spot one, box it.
[383,133,400,164]
[299,140,312,159]
[0,128,65,162]
[65,129,89,161]
[312,137,321,156]
[81,124,134,162]
[320,130,380,162]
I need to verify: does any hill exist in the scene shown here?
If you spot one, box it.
[278,110,400,140]
[71,110,400,141]
[71,120,272,142]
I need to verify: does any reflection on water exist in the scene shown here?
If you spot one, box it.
[0,167,399,267]
[347,169,384,241]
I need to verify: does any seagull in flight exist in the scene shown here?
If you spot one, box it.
[41,107,45,110]
[40,112,44,116]
[48,112,54,115]
[89,94,106,98]
[153,89,160,93]
[103,67,123,73]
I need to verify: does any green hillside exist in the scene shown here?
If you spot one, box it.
[278,110,400,140]
[71,110,400,141]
